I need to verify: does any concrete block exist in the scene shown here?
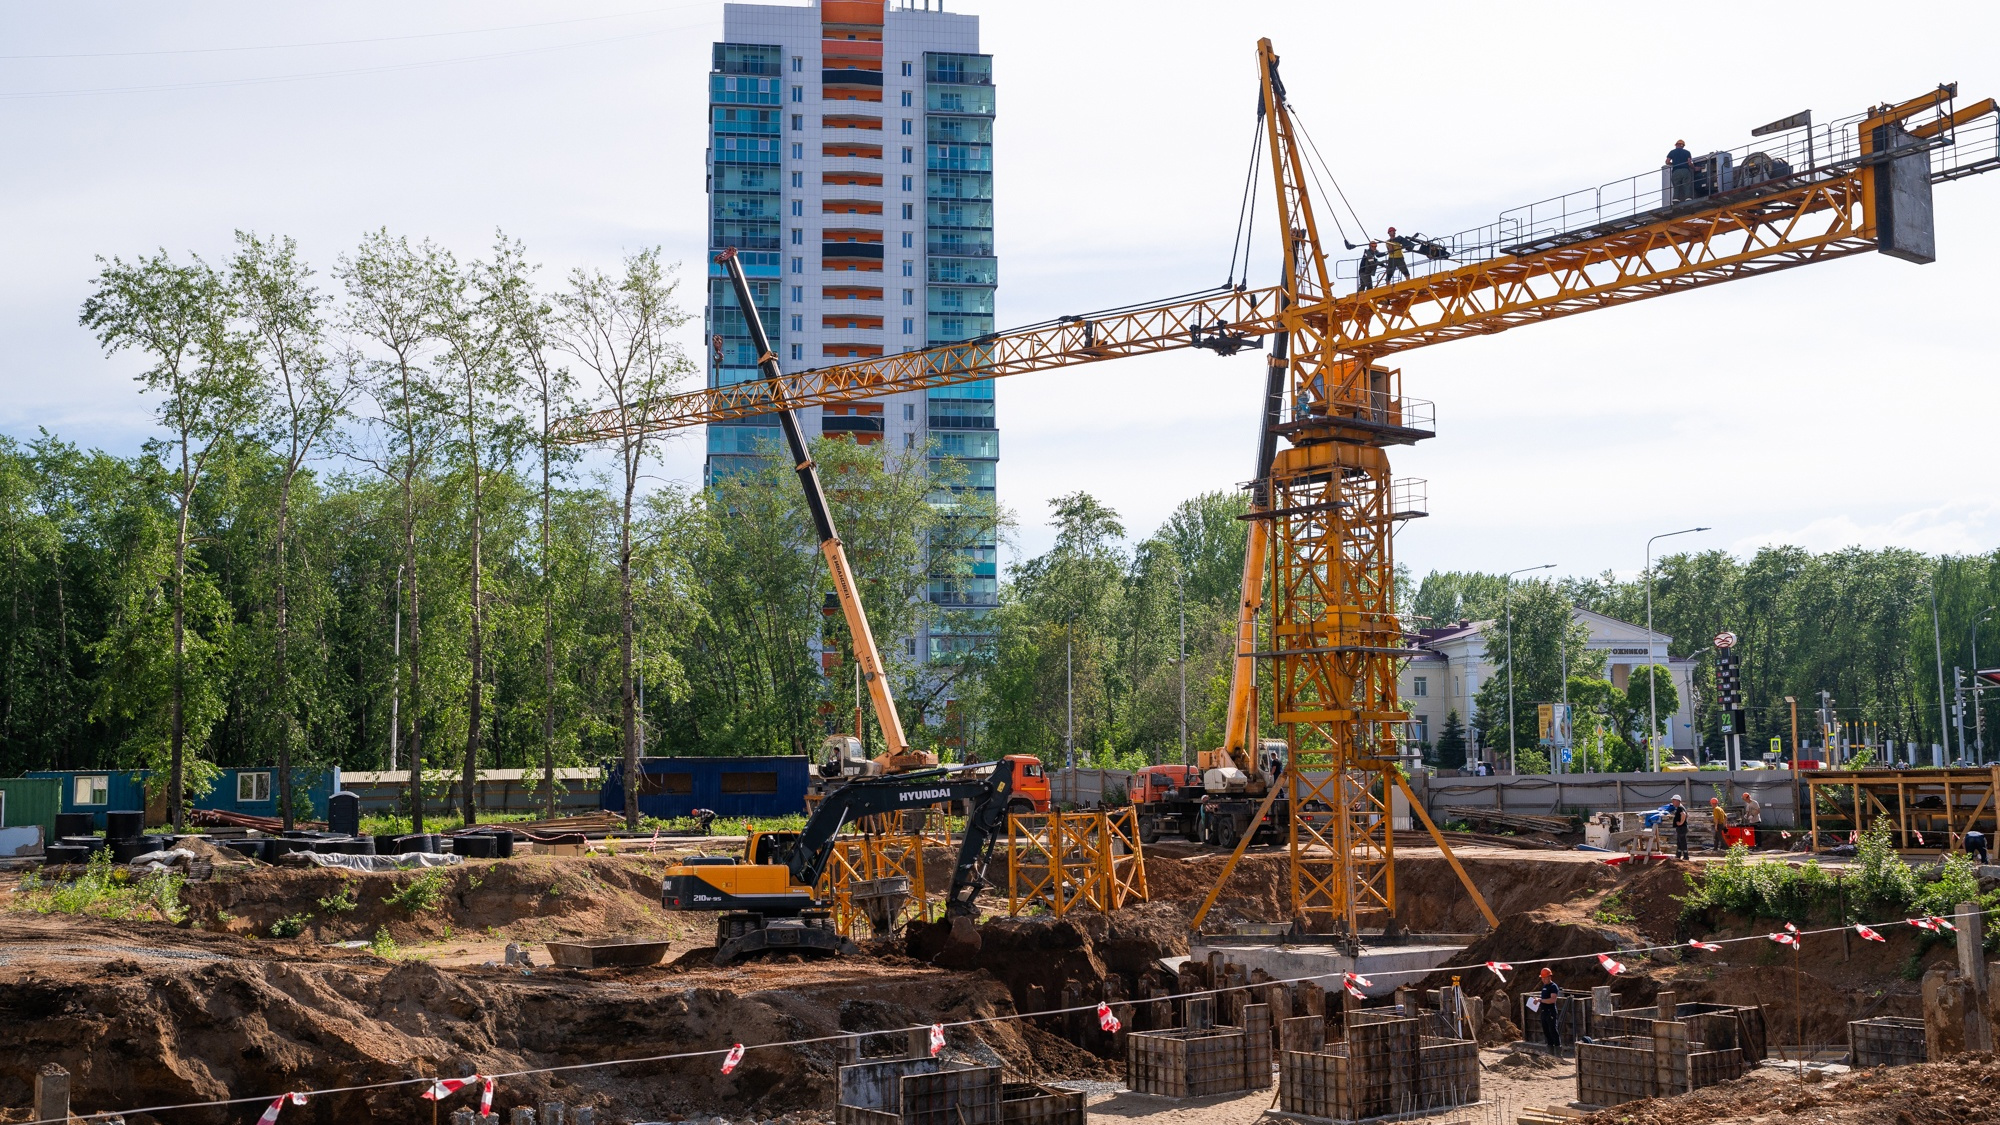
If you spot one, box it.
[35,1064,68,1125]
[451,1110,477,1125]
[537,1104,565,1125]
[509,1109,536,1125]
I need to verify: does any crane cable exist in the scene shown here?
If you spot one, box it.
[1288,105,1370,247]
[1225,116,1264,289]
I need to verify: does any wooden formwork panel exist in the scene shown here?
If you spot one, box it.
[1125,1028,1250,1099]
[1242,1004,1273,1091]
[1851,1017,1927,1068]
[1279,1049,1354,1121]
[834,1108,901,1125]
[899,1066,1001,1125]
[999,1083,1084,1125]
[1417,1037,1480,1110]
[1576,1037,1656,1108]
[1687,1047,1744,1090]
[1517,990,1593,1045]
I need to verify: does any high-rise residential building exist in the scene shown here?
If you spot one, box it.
[705,0,998,665]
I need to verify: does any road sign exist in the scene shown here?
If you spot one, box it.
[1713,631,1738,649]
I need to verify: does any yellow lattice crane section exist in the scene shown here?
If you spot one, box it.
[556,43,1997,937]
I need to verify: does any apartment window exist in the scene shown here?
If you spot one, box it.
[791,171,803,188]
[790,285,803,302]
[1413,676,1429,697]
[791,85,803,102]
[901,60,913,77]
[901,119,913,135]
[792,56,802,73]
[791,199,803,216]
[791,256,803,273]
[1413,715,1430,744]
[901,90,913,107]
[901,202,914,220]
[790,343,802,360]
[904,403,915,420]
[790,314,803,331]
[791,142,803,159]
[901,174,914,191]
[901,260,914,277]
[902,288,914,305]
[904,432,915,448]
[73,774,109,806]
[791,113,803,131]
[901,146,913,164]
[237,771,271,802]
[902,316,915,333]
[901,231,913,248]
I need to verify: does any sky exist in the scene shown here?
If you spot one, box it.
[3,1,1997,583]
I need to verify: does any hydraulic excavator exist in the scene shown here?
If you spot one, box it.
[570,42,1998,943]
[661,756,1028,963]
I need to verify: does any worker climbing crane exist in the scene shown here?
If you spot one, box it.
[560,39,1999,942]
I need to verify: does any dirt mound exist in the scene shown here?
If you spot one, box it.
[181,854,695,944]
[1577,1055,2000,1125]
[1491,1046,1563,1070]
[0,916,1089,1124]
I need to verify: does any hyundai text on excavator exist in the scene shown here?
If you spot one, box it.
[660,756,1027,963]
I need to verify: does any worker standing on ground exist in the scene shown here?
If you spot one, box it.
[1709,796,1729,850]
[1382,227,1411,283]
[1356,241,1380,291]
[1742,790,1761,827]
[1667,140,1694,201]
[1668,795,1690,860]
[1537,968,1562,1056]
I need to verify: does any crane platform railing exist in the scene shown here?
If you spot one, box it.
[1328,98,2000,289]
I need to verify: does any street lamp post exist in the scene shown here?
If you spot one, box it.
[1504,563,1556,775]
[1645,527,1709,771]
[1173,563,1189,768]
[1927,575,1949,764]
[1972,608,1993,763]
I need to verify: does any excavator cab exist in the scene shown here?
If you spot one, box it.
[819,734,879,779]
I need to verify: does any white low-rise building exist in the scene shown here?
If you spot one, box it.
[1399,608,1700,765]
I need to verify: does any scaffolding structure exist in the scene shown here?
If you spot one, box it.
[818,812,955,939]
[1004,809,1148,918]
[1806,766,2000,852]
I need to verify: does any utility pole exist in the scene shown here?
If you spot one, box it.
[1785,695,1799,783]
[1954,667,1967,763]
[1174,564,1188,768]
[1645,527,1709,770]
[1971,608,1993,763]
[1065,627,1075,772]
[1928,574,1949,762]
[1560,615,1570,773]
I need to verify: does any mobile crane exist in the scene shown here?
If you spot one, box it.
[660,756,1028,963]
[570,41,1998,941]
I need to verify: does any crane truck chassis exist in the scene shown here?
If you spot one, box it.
[661,757,1028,964]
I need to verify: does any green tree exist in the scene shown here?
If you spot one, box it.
[80,250,264,828]
[1434,709,1468,769]
[1470,581,1602,767]
[1411,570,1507,629]
[1619,663,1680,759]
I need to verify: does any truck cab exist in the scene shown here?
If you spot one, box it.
[1003,755,1051,813]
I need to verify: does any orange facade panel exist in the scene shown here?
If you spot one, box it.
[823,343,885,359]
[820,0,884,27]
[823,171,883,187]
[823,87,883,103]
[823,285,883,300]
[823,114,883,130]
[823,404,884,416]
[823,228,883,243]
[822,38,884,58]
[824,198,885,215]
[823,315,885,330]
[822,142,883,159]
[823,260,884,273]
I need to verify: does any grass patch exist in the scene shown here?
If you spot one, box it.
[316,881,359,914]
[1592,889,1635,926]
[384,868,452,914]
[11,849,187,923]
[269,913,311,938]
[369,926,399,958]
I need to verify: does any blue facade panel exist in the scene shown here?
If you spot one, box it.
[599,756,810,820]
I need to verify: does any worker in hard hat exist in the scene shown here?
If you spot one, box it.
[1356,241,1381,291]
[1536,967,1561,1056]
[1709,796,1729,851]
[1667,140,1694,201]
[1667,795,1690,860]
[1382,227,1412,284]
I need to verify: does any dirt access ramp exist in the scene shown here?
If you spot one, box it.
[1577,1055,2000,1125]
[0,910,1103,1125]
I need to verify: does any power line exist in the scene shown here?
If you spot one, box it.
[0,4,699,61]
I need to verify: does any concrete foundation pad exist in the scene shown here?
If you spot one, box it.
[1189,940,1468,999]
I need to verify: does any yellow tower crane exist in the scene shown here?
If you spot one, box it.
[560,39,1998,940]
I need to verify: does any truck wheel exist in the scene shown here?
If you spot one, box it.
[1217,819,1239,850]
[1183,821,1203,843]
[1007,799,1035,816]
[1139,817,1160,845]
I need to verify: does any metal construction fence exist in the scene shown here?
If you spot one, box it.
[1413,770,1800,827]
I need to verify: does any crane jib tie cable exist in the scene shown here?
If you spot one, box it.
[20,902,1994,1125]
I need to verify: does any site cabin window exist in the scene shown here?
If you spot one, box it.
[73,775,109,806]
[1413,676,1428,697]
[237,771,272,803]
[719,771,780,795]
[639,771,693,796]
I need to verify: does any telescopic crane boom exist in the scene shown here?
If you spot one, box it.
[714,247,918,767]
[567,46,1999,939]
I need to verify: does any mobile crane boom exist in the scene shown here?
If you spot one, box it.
[714,247,911,763]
